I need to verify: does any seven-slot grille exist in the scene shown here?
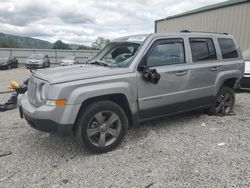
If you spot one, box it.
[28,77,37,105]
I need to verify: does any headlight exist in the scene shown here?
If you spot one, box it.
[41,84,46,100]
[39,83,48,101]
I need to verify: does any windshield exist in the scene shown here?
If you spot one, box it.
[64,56,75,60]
[92,42,141,67]
[243,48,250,61]
[28,54,44,60]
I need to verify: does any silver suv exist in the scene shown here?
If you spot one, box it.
[18,32,244,153]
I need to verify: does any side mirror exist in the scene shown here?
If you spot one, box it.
[143,68,161,84]
[139,65,161,84]
[137,55,161,84]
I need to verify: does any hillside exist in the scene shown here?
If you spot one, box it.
[0,32,53,49]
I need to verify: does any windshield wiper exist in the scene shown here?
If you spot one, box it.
[89,60,113,67]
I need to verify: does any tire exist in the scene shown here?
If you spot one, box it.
[208,86,235,116]
[75,101,128,153]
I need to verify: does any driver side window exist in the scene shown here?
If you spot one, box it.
[146,38,185,67]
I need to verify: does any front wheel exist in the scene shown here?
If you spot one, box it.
[75,101,128,153]
[208,86,235,116]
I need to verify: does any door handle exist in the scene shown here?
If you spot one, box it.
[210,66,221,71]
[175,71,187,76]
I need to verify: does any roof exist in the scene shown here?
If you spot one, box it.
[155,0,250,23]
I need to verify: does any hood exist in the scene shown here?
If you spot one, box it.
[33,65,131,84]
[245,61,250,74]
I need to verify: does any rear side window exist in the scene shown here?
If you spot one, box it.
[189,38,217,62]
[218,38,238,59]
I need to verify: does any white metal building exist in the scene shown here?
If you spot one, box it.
[155,0,250,51]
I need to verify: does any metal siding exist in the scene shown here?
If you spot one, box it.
[156,2,250,50]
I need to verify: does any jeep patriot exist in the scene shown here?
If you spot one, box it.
[18,32,245,153]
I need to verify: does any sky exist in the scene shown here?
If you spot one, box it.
[0,0,225,46]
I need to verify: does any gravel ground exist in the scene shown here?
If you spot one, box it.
[0,66,250,188]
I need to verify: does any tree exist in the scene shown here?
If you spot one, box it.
[52,40,70,49]
[0,38,19,48]
[7,38,19,48]
[91,37,110,50]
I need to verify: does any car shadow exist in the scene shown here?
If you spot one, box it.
[125,109,205,143]
[26,131,93,158]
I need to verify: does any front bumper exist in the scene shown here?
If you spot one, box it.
[240,75,250,90]
[22,112,72,136]
[18,94,79,136]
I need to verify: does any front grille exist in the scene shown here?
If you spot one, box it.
[28,77,37,105]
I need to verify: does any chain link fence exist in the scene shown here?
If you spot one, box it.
[0,48,98,64]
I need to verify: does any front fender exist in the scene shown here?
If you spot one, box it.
[66,81,138,122]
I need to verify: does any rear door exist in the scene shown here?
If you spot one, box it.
[186,37,221,104]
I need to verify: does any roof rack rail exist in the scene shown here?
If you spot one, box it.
[180,30,228,35]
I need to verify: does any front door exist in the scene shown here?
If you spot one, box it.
[137,38,191,120]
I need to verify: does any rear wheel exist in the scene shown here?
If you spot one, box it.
[208,86,235,116]
[75,101,128,153]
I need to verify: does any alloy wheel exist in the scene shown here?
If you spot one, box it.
[215,92,233,116]
[87,111,121,147]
